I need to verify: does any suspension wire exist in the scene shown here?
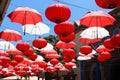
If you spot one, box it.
[53,0,94,11]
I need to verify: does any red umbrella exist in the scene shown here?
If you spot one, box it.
[0,50,8,56]
[8,7,42,25]
[0,29,22,42]
[56,41,76,49]
[6,49,22,55]
[80,11,115,27]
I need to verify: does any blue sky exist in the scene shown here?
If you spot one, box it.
[0,0,113,44]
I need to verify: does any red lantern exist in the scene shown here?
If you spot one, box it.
[97,52,111,62]
[64,62,76,69]
[62,49,76,59]
[10,60,18,66]
[110,33,120,48]
[28,53,38,61]
[50,59,59,65]
[23,48,34,56]
[79,45,92,55]
[59,32,75,43]
[23,66,29,71]
[63,56,72,62]
[14,55,24,63]
[2,57,11,64]
[38,61,47,69]
[95,0,120,9]
[32,38,47,48]
[16,42,30,52]
[45,3,71,23]
[103,39,115,49]
[54,21,74,36]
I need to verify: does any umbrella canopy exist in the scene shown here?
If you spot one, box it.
[8,7,42,25]
[22,22,50,35]
[0,29,22,42]
[79,27,110,44]
[80,11,115,27]
[0,41,15,51]
[6,49,22,55]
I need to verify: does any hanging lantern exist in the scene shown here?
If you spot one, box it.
[14,55,24,63]
[64,62,76,69]
[28,53,38,61]
[23,48,34,56]
[95,0,120,9]
[103,38,115,49]
[54,21,74,36]
[63,56,73,62]
[2,57,11,64]
[110,33,120,48]
[50,59,59,65]
[32,38,47,49]
[62,49,76,59]
[97,51,111,62]
[59,32,75,43]
[79,45,92,55]
[45,3,71,23]
[16,42,30,52]
[10,60,18,66]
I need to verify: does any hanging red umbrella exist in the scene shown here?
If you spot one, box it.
[8,7,42,25]
[6,49,22,55]
[54,21,74,36]
[56,41,76,49]
[80,11,115,27]
[95,0,120,9]
[0,50,8,56]
[0,29,22,42]
[45,3,71,23]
